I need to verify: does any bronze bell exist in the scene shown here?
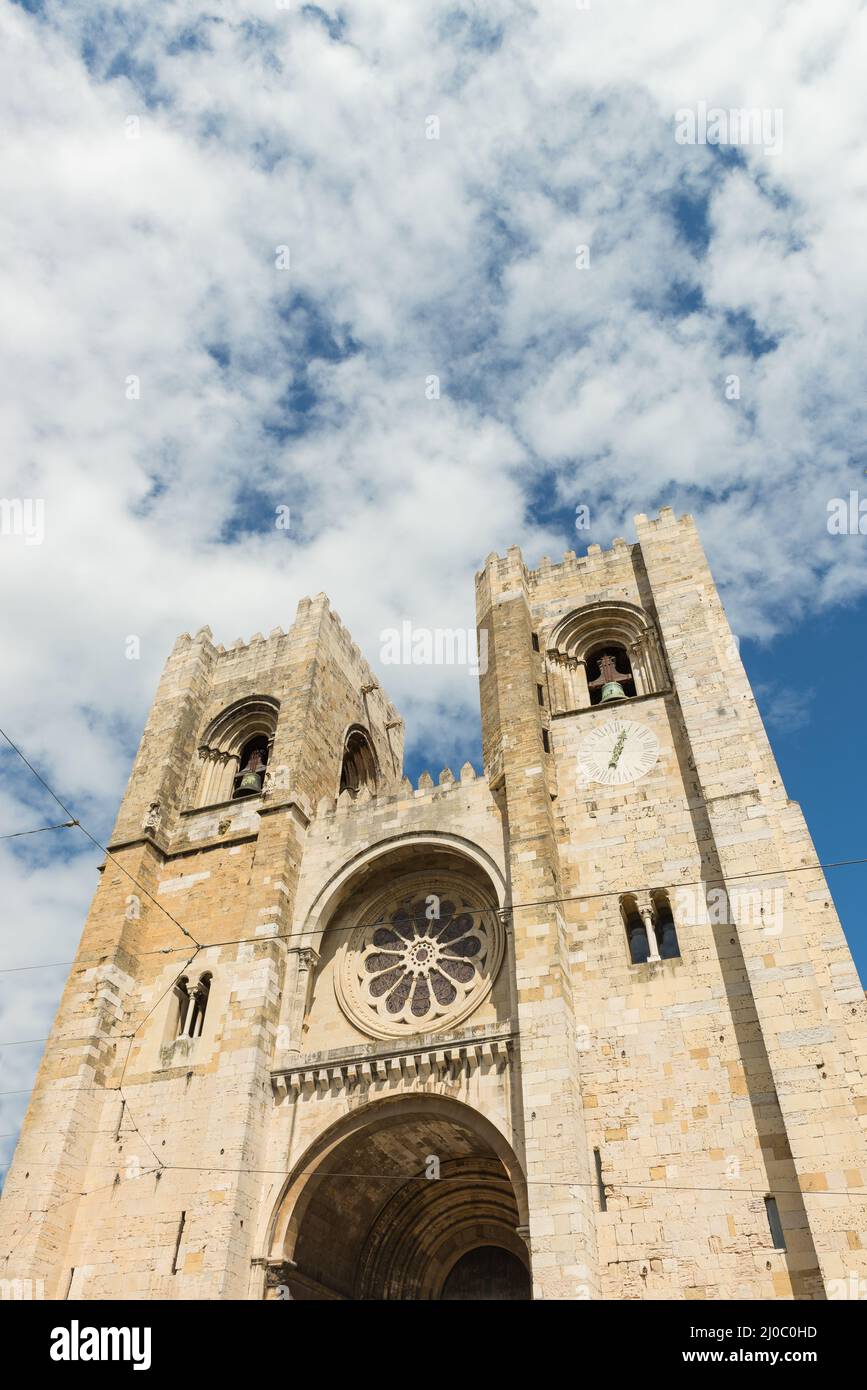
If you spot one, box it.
[237,747,265,794]
[599,681,627,702]
[589,652,633,704]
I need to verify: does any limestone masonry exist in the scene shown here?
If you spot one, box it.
[2,508,865,1300]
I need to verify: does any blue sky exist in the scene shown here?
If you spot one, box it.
[1,0,866,1178]
[742,603,867,982]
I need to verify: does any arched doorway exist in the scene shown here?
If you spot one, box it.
[267,1096,530,1300]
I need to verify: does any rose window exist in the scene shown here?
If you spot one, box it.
[336,877,504,1039]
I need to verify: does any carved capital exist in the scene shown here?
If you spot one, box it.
[297,947,320,972]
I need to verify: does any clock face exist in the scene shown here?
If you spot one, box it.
[578,718,660,787]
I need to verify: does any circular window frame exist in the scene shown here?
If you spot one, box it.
[334,871,504,1040]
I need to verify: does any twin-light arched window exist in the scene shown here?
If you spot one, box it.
[620,891,681,964]
[171,971,212,1039]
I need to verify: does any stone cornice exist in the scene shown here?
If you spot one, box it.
[106,797,311,860]
[272,1021,516,1098]
[550,687,674,719]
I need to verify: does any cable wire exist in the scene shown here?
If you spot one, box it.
[1,1150,865,1198]
[3,728,866,1222]
[1,853,865,980]
[0,726,199,949]
[0,821,76,841]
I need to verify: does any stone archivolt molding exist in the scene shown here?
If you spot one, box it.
[354,1156,524,1300]
[193,695,279,807]
[544,600,669,714]
[334,873,504,1040]
[272,1027,513,1099]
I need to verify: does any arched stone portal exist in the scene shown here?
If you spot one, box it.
[266,1096,530,1301]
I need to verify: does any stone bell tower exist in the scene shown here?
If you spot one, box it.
[0,595,403,1299]
[477,508,867,1299]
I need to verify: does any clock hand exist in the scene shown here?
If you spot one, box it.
[608,730,627,769]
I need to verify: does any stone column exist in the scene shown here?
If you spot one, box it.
[572,658,590,710]
[635,894,661,963]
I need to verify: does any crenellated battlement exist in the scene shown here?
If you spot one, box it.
[170,595,401,726]
[475,508,697,596]
[312,761,487,820]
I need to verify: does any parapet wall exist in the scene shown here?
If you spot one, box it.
[475,509,699,638]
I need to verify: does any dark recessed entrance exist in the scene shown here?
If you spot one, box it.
[441,1245,531,1301]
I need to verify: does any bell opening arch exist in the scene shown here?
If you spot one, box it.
[192,694,279,807]
[544,599,669,713]
[338,723,379,797]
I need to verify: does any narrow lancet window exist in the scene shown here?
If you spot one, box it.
[652,892,681,960]
[621,895,651,964]
[765,1195,786,1250]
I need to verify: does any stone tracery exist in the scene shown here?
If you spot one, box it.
[336,876,503,1039]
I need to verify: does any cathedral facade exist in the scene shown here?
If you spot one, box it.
[2,507,866,1300]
